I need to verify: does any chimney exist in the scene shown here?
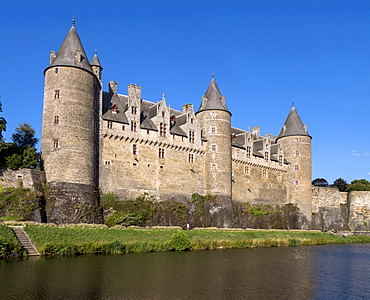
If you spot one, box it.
[252,126,260,138]
[109,81,118,94]
[182,103,193,113]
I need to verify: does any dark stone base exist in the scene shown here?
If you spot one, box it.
[45,182,103,224]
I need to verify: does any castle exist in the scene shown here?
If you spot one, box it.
[40,22,313,226]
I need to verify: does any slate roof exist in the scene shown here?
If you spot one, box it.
[90,53,102,68]
[277,106,311,140]
[46,25,92,73]
[196,78,230,115]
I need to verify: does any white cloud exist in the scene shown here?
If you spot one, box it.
[351,150,369,157]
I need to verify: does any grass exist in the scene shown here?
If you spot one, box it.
[18,225,370,257]
[0,225,24,258]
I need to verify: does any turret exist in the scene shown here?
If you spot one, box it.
[196,76,232,201]
[90,52,103,80]
[41,21,101,223]
[276,105,312,227]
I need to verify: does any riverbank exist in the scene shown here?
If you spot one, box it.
[2,222,370,258]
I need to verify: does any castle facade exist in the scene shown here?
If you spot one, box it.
[41,24,312,225]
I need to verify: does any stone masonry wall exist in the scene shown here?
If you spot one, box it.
[0,169,45,192]
[348,191,370,231]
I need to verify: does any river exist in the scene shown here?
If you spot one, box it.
[1,243,370,299]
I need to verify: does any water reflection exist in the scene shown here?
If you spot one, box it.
[1,244,370,299]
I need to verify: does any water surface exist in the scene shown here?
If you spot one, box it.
[1,244,369,299]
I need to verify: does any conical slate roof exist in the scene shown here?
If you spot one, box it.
[47,25,92,73]
[196,77,230,115]
[277,106,311,140]
[90,52,102,69]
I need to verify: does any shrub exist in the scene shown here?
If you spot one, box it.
[101,192,118,209]
[171,231,191,251]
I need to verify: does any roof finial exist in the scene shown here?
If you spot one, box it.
[292,99,295,107]
[212,69,215,79]
[94,49,97,55]
[72,14,75,27]
[162,92,166,101]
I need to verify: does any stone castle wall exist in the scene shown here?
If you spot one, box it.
[0,169,45,192]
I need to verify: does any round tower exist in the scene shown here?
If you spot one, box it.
[276,105,312,227]
[41,23,101,223]
[195,77,232,201]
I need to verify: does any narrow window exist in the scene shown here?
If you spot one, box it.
[244,166,250,175]
[160,123,167,137]
[211,126,216,134]
[54,115,59,124]
[188,153,194,163]
[55,68,59,74]
[277,173,282,181]
[211,144,217,152]
[107,121,113,129]
[104,160,111,166]
[159,148,165,159]
[246,146,251,158]
[122,125,125,131]
[147,130,150,134]
[131,106,137,115]
[189,130,195,143]
[162,111,165,118]
[131,121,137,132]
[211,163,217,170]
[53,139,59,149]
[279,155,283,166]
[133,144,137,155]
[295,150,300,157]
[54,90,60,99]
[190,118,194,124]
[295,164,300,171]
[295,180,299,185]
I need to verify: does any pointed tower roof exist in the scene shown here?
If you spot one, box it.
[196,77,231,115]
[90,52,103,69]
[46,24,92,73]
[277,105,311,140]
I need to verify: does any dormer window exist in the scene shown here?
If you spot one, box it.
[190,118,194,124]
[131,106,137,115]
[232,134,236,142]
[131,121,137,132]
[111,104,118,114]
[246,146,251,158]
[160,123,167,137]
[264,152,269,162]
[162,111,165,118]
[189,130,195,143]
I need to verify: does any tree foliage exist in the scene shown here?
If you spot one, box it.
[12,123,38,148]
[312,178,328,187]
[346,179,370,192]
[331,178,348,192]
[0,122,39,169]
[0,101,6,143]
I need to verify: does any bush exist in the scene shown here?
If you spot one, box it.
[171,231,191,251]
[101,192,118,209]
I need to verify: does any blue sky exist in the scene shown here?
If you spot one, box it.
[1,0,369,184]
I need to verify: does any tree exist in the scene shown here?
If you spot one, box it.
[0,101,6,143]
[346,179,370,192]
[11,123,38,148]
[331,178,348,192]
[312,178,328,187]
